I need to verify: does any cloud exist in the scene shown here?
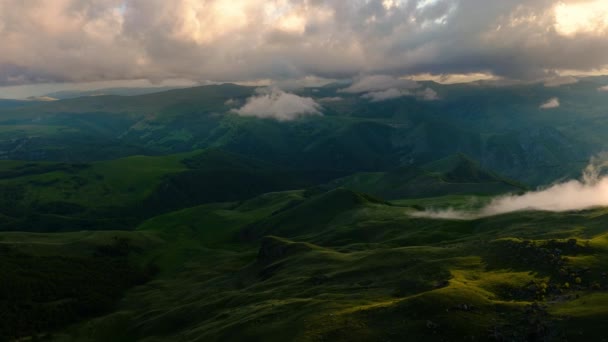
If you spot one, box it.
[599,85,608,92]
[234,88,321,121]
[540,97,560,109]
[0,0,608,87]
[224,98,238,106]
[418,87,439,101]
[359,85,439,102]
[362,88,408,102]
[342,75,440,102]
[340,75,419,94]
[544,76,579,87]
[26,96,57,102]
[412,155,608,220]
[318,97,343,102]
[273,76,336,91]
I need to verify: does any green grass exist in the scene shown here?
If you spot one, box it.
[14,190,602,341]
[0,152,191,208]
[0,149,333,233]
[0,229,158,340]
[0,125,79,138]
[136,191,306,273]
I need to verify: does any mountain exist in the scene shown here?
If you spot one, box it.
[0,80,604,184]
[44,86,189,99]
[325,154,526,199]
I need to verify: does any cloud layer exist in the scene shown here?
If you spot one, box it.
[341,75,439,102]
[1,0,608,87]
[340,75,419,94]
[362,88,407,102]
[540,97,560,109]
[234,88,321,121]
[413,156,608,220]
[544,76,579,87]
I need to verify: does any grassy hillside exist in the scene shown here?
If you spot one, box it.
[0,230,159,340]
[0,149,340,232]
[1,190,598,341]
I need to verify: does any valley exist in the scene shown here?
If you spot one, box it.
[1,80,608,341]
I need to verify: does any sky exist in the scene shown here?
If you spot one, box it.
[1,0,608,98]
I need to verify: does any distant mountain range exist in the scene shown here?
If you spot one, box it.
[43,86,189,99]
[0,77,607,185]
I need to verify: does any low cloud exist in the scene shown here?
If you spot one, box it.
[418,88,439,101]
[234,88,321,121]
[224,98,238,107]
[318,97,343,102]
[599,85,608,92]
[540,97,560,109]
[362,88,408,102]
[274,76,336,91]
[361,87,439,102]
[544,76,578,87]
[412,155,608,220]
[340,75,419,94]
[344,75,439,102]
[26,96,57,102]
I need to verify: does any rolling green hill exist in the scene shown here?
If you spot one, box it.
[0,149,341,232]
[1,190,601,341]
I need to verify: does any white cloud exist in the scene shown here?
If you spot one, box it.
[318,97,343,102]
[544,76,578,87]
[340,75,419,94]
[26,96,57,102]
[418,87,439,101]
[554,1,608,36]
[224,98,238,106]
[360,86,439,102]
[343,75,434,102]
[362,88,408,102]
[273,76,336,91]
[540,97,560,109]
[412,155,608,220]
[412,72,500,84]
[234,88,321,121]
[599,85,608,92]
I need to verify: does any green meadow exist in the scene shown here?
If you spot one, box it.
[3,186,608,341]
